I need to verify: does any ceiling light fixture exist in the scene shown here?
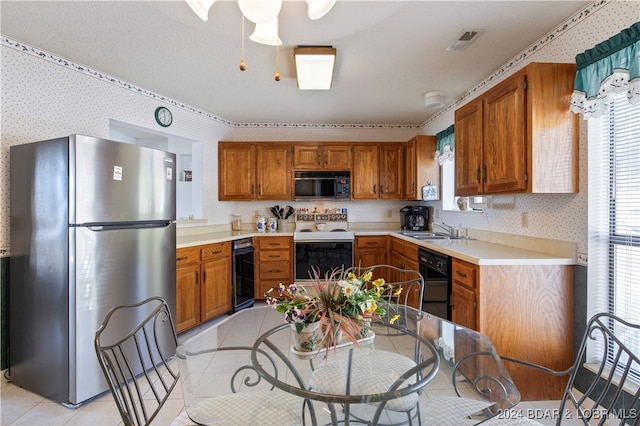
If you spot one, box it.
[185,0,216,21]
[294,46,336,90]
[424,91,446,109]
[306,0,337,20]
[249,17,282,46]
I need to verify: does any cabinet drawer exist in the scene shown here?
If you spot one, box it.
[257,236,291,250]
[452,258,477,289]
[258,250,290,262]
[201,241,231,260]
[176,247,200,266]
[356,236,387,248]
[257,280,282,299]
[259,262,290,280]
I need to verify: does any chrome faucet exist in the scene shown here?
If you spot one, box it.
[431,222,453,235]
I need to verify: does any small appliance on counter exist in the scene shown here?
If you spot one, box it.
[400,205,429,231]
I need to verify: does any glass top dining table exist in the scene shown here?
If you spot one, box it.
[176,304,520,425]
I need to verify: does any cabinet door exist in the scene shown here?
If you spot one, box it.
[351,145,379,199]
[324,145,352,170]
[454,100,484,196]
[405,135,439,200]
[483,73,527,193]
[176,264,200,333]
[451,282,477,330]
[355,236,387,268]
[293,145,322,169]
[201,257,232,321]
[256,144,292,200]
[218,143,255,200]
[379,144,404,199]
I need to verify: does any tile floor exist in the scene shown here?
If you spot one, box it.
[1,304,567,426]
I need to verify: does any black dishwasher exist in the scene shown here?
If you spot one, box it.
[232,238,255,313]
[418,247,451,320]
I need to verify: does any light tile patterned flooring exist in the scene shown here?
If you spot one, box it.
[1,303,564,426]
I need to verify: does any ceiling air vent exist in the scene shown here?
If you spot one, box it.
[446,29,485,51]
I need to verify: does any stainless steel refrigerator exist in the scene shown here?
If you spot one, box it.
[9,134,176,406]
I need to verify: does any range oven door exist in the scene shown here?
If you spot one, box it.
[294,240,354,281]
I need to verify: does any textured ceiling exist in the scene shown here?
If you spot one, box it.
[0,0,589,126]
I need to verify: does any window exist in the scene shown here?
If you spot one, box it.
[588,91,640,380]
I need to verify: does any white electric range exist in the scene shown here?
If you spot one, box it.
[293,213,354,281]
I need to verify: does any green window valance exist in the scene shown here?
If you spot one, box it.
[434,125,454,164]
[570,21,640,119]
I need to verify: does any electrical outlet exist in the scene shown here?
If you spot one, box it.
[578,252,588,265]
[521,212,529,228]
[387,209,393,218]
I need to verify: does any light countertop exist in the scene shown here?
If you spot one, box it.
[177,228,576,267]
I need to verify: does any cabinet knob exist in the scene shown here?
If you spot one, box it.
[455,270,468,279]
[176,256,188,262]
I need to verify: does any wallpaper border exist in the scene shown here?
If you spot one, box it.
[1,0,607,130]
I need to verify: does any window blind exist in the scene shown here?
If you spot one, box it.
[587,91,640,378]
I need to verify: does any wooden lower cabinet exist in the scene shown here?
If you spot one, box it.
[176,242,232,333]
[254,236,293,299]
[354,236,388,269]
[389,237,421,309]
[451,257,574,401]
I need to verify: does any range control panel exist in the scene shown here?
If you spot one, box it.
[296,213,348,222]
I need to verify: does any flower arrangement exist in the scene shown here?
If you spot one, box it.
[265,267,402,351]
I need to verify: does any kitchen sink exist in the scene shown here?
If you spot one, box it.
[399,231,472,240]
[399,231,451,240]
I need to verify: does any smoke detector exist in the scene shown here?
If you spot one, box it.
[447,29,485,51]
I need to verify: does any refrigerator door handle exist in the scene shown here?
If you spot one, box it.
[84,221,173,232]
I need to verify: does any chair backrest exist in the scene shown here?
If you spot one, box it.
[561,312,640,425]
[94,297,180,426]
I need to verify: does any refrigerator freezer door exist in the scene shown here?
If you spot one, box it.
[71,135,176,224]
[70,222,176,404]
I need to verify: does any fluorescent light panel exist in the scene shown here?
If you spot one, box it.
[294,47,336,90]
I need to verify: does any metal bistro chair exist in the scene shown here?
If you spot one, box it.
[309,265,430,425]
[473,312,640,425]
[94,297,180,426]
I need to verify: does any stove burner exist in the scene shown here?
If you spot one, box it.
[300,229,313,232]
[331,229,347,232]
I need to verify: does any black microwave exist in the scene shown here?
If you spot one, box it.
[294,171,351,200]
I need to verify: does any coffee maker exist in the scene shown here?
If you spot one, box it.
[400,206,429,231]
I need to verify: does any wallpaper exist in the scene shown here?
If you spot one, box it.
[1,0,638,259]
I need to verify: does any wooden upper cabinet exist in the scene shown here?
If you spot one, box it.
[483,72,527,193]
[454,62,578,196]
[405,135,439,200]
[352,143,404,200]
[218,142,256,200]
[256,144,292,199]
[379,143,404,199]
[455,98,484,196]
[293,143,351,170]
[218,142,291,200]
[351,144,379,199]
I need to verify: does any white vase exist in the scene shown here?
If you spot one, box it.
[291,322,321,352]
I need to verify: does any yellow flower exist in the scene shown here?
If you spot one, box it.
[362,271,372,282]
[372,278,385,287]
[364,300,377,314]
[390,314,400,324]
[393,287,403,296]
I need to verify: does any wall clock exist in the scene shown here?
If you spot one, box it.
[154,106,173,127]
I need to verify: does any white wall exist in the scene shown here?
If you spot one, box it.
[1,0,638,256]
